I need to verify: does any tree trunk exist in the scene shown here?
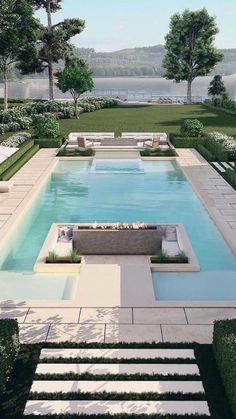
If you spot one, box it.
[187,79,192,104]
[3,69,8,111]
[46,0,54,100]
[48,61,55,101]
[74,98,79,119]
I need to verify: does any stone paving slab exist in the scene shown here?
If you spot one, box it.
[0,307,29,322]
[105,324,162,343]
[31,380,204,394]
[46,324,105,343]
[133,308,187,324]
[36,363,200,376]
[24,400,210,415]
[79,308,132,324]
[185,308,236,324]
[25,308,80,324]
[19,324,50,343]
[162,325,214,344]
[40,348,195,360]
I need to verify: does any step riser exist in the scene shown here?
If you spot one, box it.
[36,363,200,376]
[24,400,210,415]
[31,380,204,394]
[40,348,195,360]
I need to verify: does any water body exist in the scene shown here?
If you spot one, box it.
[1,75,236,101]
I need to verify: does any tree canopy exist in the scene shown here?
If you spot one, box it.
[208,75,226,96]
[57,65,94,117]
[162,8,224,103]
[19,0,85,100]
[0,0,40,109]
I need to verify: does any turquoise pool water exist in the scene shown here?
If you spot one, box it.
[1,159,236,300]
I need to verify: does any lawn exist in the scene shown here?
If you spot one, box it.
[59,104,236,138]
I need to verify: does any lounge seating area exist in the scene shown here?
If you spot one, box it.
[66,132,169,151]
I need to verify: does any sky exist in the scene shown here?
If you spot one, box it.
[36,0,236,52]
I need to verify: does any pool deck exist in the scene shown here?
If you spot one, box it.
[0,148,235,344]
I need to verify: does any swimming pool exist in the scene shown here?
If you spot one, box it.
[1,159,236,300]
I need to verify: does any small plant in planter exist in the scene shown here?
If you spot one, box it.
[47,251,59,263]
[151,250,169,263]
[69,250,81,263]
[176,250,189,263]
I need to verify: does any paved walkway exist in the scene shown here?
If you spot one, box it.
[0,306,235,344]
[177,148,236,253]
[0,149,57,236]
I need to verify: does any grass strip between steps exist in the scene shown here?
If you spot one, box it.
[34,372,201,381]
[29,390,206,401]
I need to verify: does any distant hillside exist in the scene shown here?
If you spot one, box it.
[75,45,236,77]
[2,45,236,81]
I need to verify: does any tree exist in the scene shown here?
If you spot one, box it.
[57,65,94,118]
[20,0,85,100]
[0,0,39,110]
[162,8,224,103]
[208,75,226,96]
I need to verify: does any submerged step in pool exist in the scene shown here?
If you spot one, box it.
[1,159,236,300]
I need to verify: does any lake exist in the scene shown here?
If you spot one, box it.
[1,75,236,101]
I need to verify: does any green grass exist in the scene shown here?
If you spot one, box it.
[59,104,236,138]
[1,104,236,145]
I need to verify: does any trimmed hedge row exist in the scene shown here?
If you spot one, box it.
[0,319,19,394]
[34,137,63,149]
[1,145,39,180]
[170,134,230,162]
[213,319,236,419]
[0,139,34,177]
[223,169,236,190]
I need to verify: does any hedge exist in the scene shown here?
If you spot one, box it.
[196,144,215,162]
[213,319,236,418]
[0,139,34,177]
[222,169,236,190]
[34,137,63,149]
[0,319,19,394]
[1,145,39,180]
[170,136,206,148]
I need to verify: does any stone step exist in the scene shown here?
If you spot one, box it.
[24,400,210,415]
[31,380,204,394]
[36,362,200,376]
[40,348,195,360]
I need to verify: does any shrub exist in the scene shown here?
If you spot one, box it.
[34,138,63,149]
[0,138,34,177]
[196,144,215,162]
[213,319,236,418]
[33,117,60,139]
[1,132,31,148]
[180,119,204,138]
[155,250,168,263]
[208,132,236,161]
[205,96,236,113]
[1,145,40,180]
[0,319,20,393]
[223,169,236,190]
[170,136,206,148]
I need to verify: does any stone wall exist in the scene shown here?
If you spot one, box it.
[73,228,162,255]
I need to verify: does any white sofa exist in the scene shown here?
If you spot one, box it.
[122,132,169,148]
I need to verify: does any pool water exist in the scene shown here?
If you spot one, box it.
[1,159,236,300]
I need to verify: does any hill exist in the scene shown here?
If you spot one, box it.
[75,45,236,77]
